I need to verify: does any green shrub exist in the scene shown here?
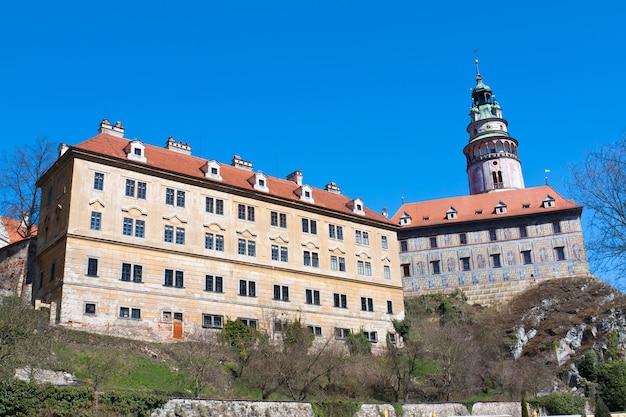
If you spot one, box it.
[311,400,362,417]
[344,330,371,356]
[531,393,585,415]
[99,390,169,417]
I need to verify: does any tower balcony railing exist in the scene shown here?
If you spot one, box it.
[466,151,519,165]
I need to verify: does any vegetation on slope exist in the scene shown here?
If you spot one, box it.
[1,275,626,415]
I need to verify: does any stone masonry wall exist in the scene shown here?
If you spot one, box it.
[150,400,523,417]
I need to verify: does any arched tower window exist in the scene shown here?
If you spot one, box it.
[493,171,504,189]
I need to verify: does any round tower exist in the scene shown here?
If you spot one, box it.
[463,60,524,195]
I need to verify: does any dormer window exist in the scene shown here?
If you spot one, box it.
[352,198,365,215]
[494,201,507,215]
[542,195,556,208]
[522,204,530,209]
[295,185,314,203]
[399,212,411,226]
[201,160,222,181]
[127,140,147,163]
[249,172,269,192]
[446,206,457,220]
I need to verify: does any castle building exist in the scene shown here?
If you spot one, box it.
[392,61,590,305]
[35,120,404,344]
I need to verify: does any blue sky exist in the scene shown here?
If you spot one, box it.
[2,1,625,282]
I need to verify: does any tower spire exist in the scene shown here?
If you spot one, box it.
[462,60,525,194]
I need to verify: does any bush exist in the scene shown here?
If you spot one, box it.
[344,331,371,356]
[99,390,169,416]
[311,400,362,417]
[531,393,585,415]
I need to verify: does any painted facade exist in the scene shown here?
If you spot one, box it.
[35,120,404,345]
[392,61,590,305]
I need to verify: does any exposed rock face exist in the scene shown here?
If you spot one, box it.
[14,367,79,386]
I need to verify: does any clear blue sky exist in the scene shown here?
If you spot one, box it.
[2,1,625,282]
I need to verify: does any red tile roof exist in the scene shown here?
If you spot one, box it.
[1,216,37,244]
[73,133,395,225]
[391,186,581,228]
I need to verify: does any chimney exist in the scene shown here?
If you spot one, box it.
[382,207,388,218]
[231,155,253,170]
[98,118,125,138]
[165,136,192,155]
[286,170,303,186]
[325,182,341,194]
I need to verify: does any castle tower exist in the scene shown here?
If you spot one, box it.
[463,60,524,195]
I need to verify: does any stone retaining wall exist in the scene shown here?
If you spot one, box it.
[150,400,521,417]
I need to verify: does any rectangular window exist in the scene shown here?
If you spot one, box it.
[307,252,319,267]
[121,263,142,282]
[271,245,279,261]
[164,225,173,243]
[302,218,317,234]
[137,182,147,199]
[553,221,562,234]
[357,260,364,275]
[400,240,408,252]
[206,197,214,213]
[271,211,278,226]
[175,227,185,245]
[164,269,184,288]
[125,179,135,197]
[429,236,438,248]
[273,285,289,302]
[93,172,104,190]
[215,235,224,251]
[555,247,566,261]
[202,314,224,329]
[381,235,388,249]
[135,220,145,238]
[402,263,411,277]
[280,246,288,262]
[305,289,321,305]
[365,262,372,276]
[205,275,223,292]
[334,328,350,339]
[240,318,258,329]
[84,303,96,315]
[238,204,245,220]
[205,233,214,249]
[363,331,378,343]
[238,239,246,255]
[119,307,141,319]
[87,258,98,277]
[489,229,498,241]
[206,197,224,215]
[333,293,348,309]
[431,260,441,275]
[176,190,185,207]
[50,262,55,282]
[248,240,256,257]
[459,233,467,245]
[165,188,174,205]
[461,257,471,271]
[387,300,393,314]
[492,254,502,268]
[90,211,101,231]
[355,230,362,244]
[304,251,311,266]
[307,325,323,336]
[522,250,532,265]
[361,297,374,312]
[239,280,256,297]
[123,217,133,236]
[215,199,224,215]
[384,265,391,280]
[363,231,369,245]
[46,188,52,206]
[247,206,255,221]
[519,225,528,238]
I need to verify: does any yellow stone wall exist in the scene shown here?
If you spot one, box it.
[36,154,404,346]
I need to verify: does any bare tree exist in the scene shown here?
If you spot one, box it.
[0,137,55,238]
[567,136,626,288]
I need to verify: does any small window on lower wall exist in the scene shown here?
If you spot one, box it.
[84,303,96,315]
[119,307,141,319]
[162,311,172,322]
[202,314,223,329]
[334,328,350,339]
[363,331,378,343]
[307,325,323,336]
[387,333,397,345]
[239,318,258,329]
[274,320,287,333]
